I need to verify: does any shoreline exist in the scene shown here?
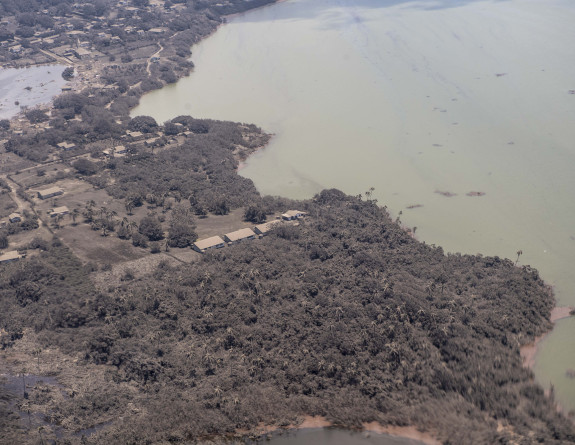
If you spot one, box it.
[520,306,574,419]
[520,306,573,370]
[223,0,288,21]
[234,416,440,445]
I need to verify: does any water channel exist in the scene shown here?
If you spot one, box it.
[133,0,575,414]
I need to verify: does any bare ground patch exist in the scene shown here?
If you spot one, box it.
[195,208,282,239]
[91,252,181,291]
[57,224,145,266]
[0,192,18,219]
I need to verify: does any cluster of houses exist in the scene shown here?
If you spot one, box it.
[192,210,307,253]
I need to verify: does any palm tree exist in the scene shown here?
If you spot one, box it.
[125,199,134,215]
[335,306,343,322]
[98,206,108,222]
[33,348,42,369]
[515,250,523,265]
[71,208,80,225]
[53,214,63,229]
[128,220,138,234]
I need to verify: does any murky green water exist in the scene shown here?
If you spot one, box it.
[133,0,575,413]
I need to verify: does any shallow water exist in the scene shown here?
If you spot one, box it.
[0,65,66,120]
[132,0,575,412]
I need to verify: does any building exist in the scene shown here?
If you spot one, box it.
[224,228,257,245]
[38,187,63,200]
[192,236,226,253]
[115,145,127,154]
[282,210,307,221]
[0,251,23,264]
[49,206,69,218]
[73,48,91,59]
[8,213,22,223]
[57,141,76,150]
[254,220,282,237]
[144,137,160,148]
[126,131,145,142]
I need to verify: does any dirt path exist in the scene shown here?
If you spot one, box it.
[146,43,164,75]
[2,174,43,228]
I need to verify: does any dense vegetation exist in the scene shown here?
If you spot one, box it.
[0,1,573,444]
[105,118,267,212]
[1,190,573,443]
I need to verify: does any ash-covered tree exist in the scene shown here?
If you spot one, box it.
[54,93,91,115]
[129,115,158,134]
[72,158,98,176]
[25,109,49,124]
[62,67,74,80]
[211,199,229,216]
[139,215,164,241]
[160,68,177,84]
[0,231,8,249]
[167,206,197,248]
[244,205,266,224]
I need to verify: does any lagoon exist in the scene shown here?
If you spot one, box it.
[132,0,575,413]
[0,65,66,120]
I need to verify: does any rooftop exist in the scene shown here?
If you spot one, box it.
[194,236,225,251]
[225,228,256,242]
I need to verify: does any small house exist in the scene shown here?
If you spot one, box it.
[192,236,226,253]
[254,220,282,237]
[0,251,23,264]
[144,137,160,148]
[8,213,22,223]
[115,145,127,154]
[282,210,307,221]
[73,48,91,59]
[126,131,144,142]
[38,186,63,200]
[49,206,69,218]
[57,141,76,150]
[224,228,256,245]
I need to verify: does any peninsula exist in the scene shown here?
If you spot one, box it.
[0,1,573,444]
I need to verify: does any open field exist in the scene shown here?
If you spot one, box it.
[0,192,17,219]
[57,223,145,265]
[11,163,72,189]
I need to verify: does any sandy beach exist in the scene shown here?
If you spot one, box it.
[239,415,440,445]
